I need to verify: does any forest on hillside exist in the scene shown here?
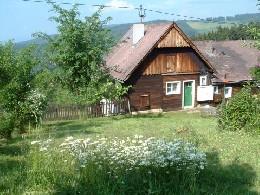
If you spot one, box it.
[191,22,260,41]
[14,12,260,48]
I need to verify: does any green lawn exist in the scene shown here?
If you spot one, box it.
[1,111,259,194]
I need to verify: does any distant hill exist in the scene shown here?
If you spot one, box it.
[15,12,260,49]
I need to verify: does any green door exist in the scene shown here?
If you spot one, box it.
[184,82,192,107]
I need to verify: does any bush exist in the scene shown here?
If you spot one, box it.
[0,112,15,139]
[218,85,259,133]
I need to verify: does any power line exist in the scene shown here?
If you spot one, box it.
[20,0,257,26]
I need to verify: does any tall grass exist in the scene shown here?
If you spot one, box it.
[1,111,259,194]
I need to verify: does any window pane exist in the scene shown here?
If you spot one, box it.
[224,88,229,94]
[172,83,177,92]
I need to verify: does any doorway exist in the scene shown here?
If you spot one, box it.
[183,80,195,108]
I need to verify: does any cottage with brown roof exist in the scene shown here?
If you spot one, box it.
[194,40,259,101]
[106,22,217,112]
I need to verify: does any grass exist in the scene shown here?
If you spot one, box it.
[187,21,241,34]
[1,111,259,194]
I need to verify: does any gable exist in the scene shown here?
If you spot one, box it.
[106,22,216,82]
[157,27,190,48]
[141,48,205,75]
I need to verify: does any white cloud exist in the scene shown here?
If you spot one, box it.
[105,0,134,10]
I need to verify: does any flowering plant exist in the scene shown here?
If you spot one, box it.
[31,135,207,175]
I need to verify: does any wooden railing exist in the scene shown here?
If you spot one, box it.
[43,99,129,121]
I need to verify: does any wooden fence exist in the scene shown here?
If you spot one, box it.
[43,99,129,121]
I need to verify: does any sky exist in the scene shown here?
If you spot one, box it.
[0,0,259,43]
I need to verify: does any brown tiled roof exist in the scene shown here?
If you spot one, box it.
[193,40,260,83]
[106,22,216,82]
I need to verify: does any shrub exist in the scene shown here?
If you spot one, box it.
[218,85,259,133]
[0,112,15,139]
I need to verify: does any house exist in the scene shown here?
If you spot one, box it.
[194,40,259,103]
[106,22,217,112]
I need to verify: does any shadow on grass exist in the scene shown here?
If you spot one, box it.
[198,151,257,194]
[41,120,105,139]
[48,151,258,194]
[110,112,166,121]
[0,142,28,193]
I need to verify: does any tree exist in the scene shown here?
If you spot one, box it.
[248,1,260,82]
[0,42,47,138]
[36,3,128,104]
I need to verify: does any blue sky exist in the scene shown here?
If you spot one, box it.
[0,0,259,42]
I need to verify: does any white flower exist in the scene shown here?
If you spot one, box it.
[31,140,41,145]
[65,136,74,141]
[40,147,48,152]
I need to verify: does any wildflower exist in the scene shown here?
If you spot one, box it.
[65,136,74,141]
[40,147,48,152]
[31,140,41,145]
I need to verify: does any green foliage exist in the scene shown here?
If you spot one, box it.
[191,22,259,41]
[0,112,15,139]
[0,42,47,137]
[250,65,260,81]
[35,3,128,104]
[218,85,259,133]
[248,25,260,50]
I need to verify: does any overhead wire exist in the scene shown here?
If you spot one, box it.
[20,0,258,26]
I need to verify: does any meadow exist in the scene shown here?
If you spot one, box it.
[187,21,240,34]
[1,111,259,194]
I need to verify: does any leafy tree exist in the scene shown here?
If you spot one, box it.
[0,42,47,138]
[35,3,128,104]
[248,1,260,83]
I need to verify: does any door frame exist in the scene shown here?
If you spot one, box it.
[182,80,195,109]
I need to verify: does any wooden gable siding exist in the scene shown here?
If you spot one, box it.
[142,48,203,75]
[162,74,199,111]
[126,75,162,111]
[157,27,190,48]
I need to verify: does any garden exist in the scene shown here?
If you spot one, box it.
[1,111,260,194]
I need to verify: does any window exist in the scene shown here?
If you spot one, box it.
[166,81,181,95]
[213,86,218,94]
[224,87,232,98]
[200,75,207,86]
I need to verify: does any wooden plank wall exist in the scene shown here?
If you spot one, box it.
[142,49,203,75]
[127,75,162,111]
[162,74,200,111]
[157,27,190,48]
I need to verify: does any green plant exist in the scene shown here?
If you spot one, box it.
[218,85,259,133]
[35,3,128,104]
[29,135,206,194]
[250,64,260,82]
[0,112,15,139]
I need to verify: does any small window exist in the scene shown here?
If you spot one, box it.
[200,76,207,86]
[166,81,181,95]
[213,86,218,94]
[224,87,232,98]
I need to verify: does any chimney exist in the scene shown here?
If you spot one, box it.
[133,24,144,45]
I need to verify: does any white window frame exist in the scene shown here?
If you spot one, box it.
[166,81,181,95]
[200,75,207,86]
[213,86,219,94]
[224,87,232,98]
